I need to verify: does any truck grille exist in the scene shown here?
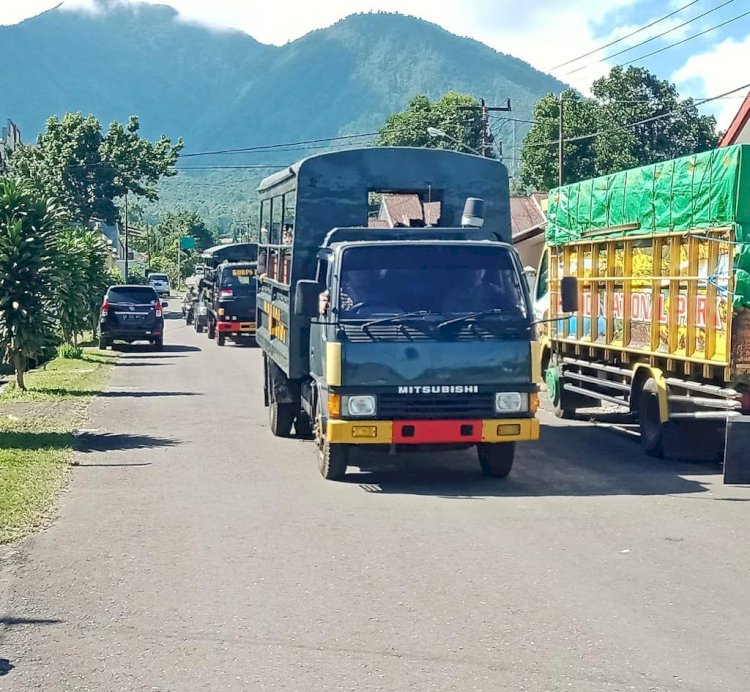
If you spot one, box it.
[376,393,495,420]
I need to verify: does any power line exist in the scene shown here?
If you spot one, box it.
[564,0,737,76]
[550,0,701,70]
[570,6,750,84]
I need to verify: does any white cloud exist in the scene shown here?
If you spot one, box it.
[672,32,750,128]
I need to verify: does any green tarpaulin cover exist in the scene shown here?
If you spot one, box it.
[546,144,750,307]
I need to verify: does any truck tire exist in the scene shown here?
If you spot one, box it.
[269,401,295,437]
[319,441,349,480]
[546,365,577,419]
[195,320,204,333]
[207,319,216,339]
[477,443,515,478]
[638,378,664,457]
[217,332,226,346]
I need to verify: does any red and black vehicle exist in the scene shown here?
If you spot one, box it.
[200,243,258,347]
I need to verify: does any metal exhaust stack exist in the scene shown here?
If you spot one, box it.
[462,198,485,228]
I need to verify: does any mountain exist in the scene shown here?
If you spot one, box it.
[0,2,566,231]
[1,2,564,151]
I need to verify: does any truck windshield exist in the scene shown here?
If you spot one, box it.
[220,268,256,295]
[337,245,527,319]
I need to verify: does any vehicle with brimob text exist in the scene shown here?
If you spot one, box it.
[536,144,750,479]
[199,243,258,346]
[256,146,551,481]
[98,284,167,351]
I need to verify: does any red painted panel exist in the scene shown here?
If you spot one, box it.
[393,419,483,444]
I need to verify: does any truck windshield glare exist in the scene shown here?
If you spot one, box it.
[337,245,527,319]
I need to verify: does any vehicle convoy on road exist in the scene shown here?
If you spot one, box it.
[98,284,167,351]
[536,144,750,470]
[256,147,547,480]
[199,243,258,347]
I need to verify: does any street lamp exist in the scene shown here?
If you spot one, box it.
[427,127,482,156]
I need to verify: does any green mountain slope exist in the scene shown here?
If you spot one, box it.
[1,2,566,230]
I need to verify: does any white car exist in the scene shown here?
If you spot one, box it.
[148,273,171,297]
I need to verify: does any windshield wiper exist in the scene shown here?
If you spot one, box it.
[437,308,515,329]
[361,310,431,330]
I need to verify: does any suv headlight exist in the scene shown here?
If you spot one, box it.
[495,392,528,413]
[344,395,376,417]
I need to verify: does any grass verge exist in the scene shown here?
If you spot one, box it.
[0,348,118,543]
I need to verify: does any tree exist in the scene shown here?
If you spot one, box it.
[519,66,718,191]
[519,88,597,192]
[591,66,717,174]
[376,93,491,155]
[0,179,61,390]
[52,226,115,342]
[11,113,183,225]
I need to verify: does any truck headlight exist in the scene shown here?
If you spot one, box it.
[344,395,376,417]
[495,392,528,413]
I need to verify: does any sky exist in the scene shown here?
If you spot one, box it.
[1,0,749,128]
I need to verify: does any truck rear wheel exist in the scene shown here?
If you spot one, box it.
[207,319,216,339]
[638,378,664,457]
[477,443,515,478]
[269,401,295,437]
[217,332,226,346]
[295,411,313,439]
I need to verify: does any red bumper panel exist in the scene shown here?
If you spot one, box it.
[217,321,256,333]
[392,419,483,444]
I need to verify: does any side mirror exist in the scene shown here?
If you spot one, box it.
[560,276,578,313]
[161,301,169,308]
[257,251,267,275]
[294,280,324,317]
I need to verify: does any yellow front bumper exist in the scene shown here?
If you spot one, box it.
[326,418,540,445]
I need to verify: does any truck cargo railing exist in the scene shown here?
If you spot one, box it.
[548,227,738,381]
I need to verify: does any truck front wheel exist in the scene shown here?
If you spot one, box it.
[319,440,349,480]
[477,443,515,478]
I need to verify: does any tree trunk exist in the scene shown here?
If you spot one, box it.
[13,352,26,391]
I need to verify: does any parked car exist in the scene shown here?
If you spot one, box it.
[148,273,171,297]
[99,285,167,351]
[193,289,209,333]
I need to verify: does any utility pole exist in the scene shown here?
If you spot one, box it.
[558,92,565,188]
[124,190,129,282]
[458,98,512,157]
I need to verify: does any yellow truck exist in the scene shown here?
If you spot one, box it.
[535,145,750,471]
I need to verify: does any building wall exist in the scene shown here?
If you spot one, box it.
[0,119,22,173]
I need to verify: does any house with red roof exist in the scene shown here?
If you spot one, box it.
[719,93,750,146]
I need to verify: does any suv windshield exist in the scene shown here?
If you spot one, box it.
[108,287,159,304]
[338,245,527,319]
[220,266,256,296]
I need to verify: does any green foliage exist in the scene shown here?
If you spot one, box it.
[376,93,490,155]
[0,178,61,390]
[520,67,719,191]
[51,226,113,343]
[56,343,83,360]
[11,113,183,225]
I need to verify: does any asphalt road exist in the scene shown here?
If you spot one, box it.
[2,308,750,691]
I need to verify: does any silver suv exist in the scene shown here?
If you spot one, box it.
[148,273,171,297]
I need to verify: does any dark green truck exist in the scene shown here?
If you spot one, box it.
[256,147,540,480]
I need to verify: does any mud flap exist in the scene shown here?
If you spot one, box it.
[724,416,750,484]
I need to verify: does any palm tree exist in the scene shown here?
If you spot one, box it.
[0,178,61,390]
